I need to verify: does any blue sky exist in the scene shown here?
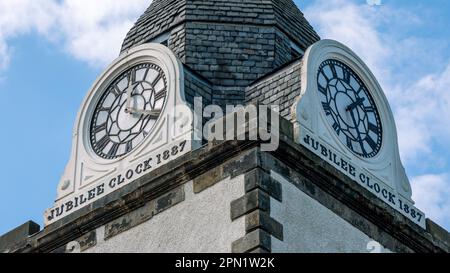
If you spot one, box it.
[0,0,449,236]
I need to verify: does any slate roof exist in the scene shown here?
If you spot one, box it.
[121,0,320,52]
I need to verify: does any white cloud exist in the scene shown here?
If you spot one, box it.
[0,0,150,70]
[305,0,450,229]
[305,0,390,79]
[412,174,450,227]
[393,63,450,162]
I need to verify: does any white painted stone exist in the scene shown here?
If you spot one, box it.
[45,44,200,225]
[84,177,246,253]
[291,39,425,228]
[270,172,393,253]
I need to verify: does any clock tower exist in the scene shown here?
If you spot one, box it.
[1,0,449,253]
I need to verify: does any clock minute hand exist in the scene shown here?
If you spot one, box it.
[346,97,366,112]
[132,109,162,119]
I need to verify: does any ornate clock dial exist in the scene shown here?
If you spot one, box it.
[90,63,167,159]
[317,59,383,158]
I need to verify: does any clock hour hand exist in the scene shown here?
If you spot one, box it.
[130,108,162,119]
[346,97,366,112]
[125,77,137,114]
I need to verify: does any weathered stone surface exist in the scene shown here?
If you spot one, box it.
[194,147,260,193]
[4,124,449,253]
[244,168,282,202]
[230,189,271,221]
[246,210,283,241]
[155,187,185,214]
[232,229,271,253]
[52,230,97,253]
[426,219,450,251]
[246,60,302,120]
[104,186,184,240]
[193,166,223,194]
[104,202,154,240]
[122,0,320,53]
[0,221,40,253]
[248,247,270,253]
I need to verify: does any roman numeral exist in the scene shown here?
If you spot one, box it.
[155,90,166,101]
[332,122,341,135]
[365,106,375,112]
[346,136,353,150]
[368,123,379,134]
[318,85,327,96]
[96,135,110,151]
[143,68,149,81]
[108,143,120,158]
[322,102,332,115]
[359,140,367,155]
[94,123,107,134]
[329,64,338,78]
[126,141,133,153]
[320,71,329,82]
[112,86,121,97]
[365,136,377,151]
[343,69,351,84]
[152,73,163,87]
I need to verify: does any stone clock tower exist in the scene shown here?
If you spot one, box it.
[1,0,449,253]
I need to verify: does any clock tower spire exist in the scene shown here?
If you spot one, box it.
[121,0,320,106]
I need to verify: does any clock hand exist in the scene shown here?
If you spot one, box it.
[132,108,162,119]
[346,97,366,112]
[125,78,135,114]
[349,108,365,153]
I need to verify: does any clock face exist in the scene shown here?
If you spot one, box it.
[90,63,167,160]
[317,59,383,158]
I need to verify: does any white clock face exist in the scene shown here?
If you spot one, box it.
[317,59,383,158]
[90,63,167,160]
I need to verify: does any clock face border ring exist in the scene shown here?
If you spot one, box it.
[79,44,181,165]
[297,39,401,165]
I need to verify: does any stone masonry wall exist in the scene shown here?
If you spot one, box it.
[246,60,303,119]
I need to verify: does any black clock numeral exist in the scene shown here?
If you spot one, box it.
[94,123,107,134]
[112,86,121,97]
[155,90,166,101]
[108,143,120,158]
[318,85,327,96]
[320,71,329,82]
[343,69,351,84]
[152,73,163,87]
[365,106,375,112]
[126,141,133,153]
[359,140,367,154]
[329,64,338,78]
[97,135,110,151]
[322,102,332,115]
[142,68,149,81]
[366,136,377,151]
[346,136,353,150]
[368,123,379,134]
[332,122,341,135]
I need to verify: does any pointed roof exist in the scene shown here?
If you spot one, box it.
[121,0,320,52]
